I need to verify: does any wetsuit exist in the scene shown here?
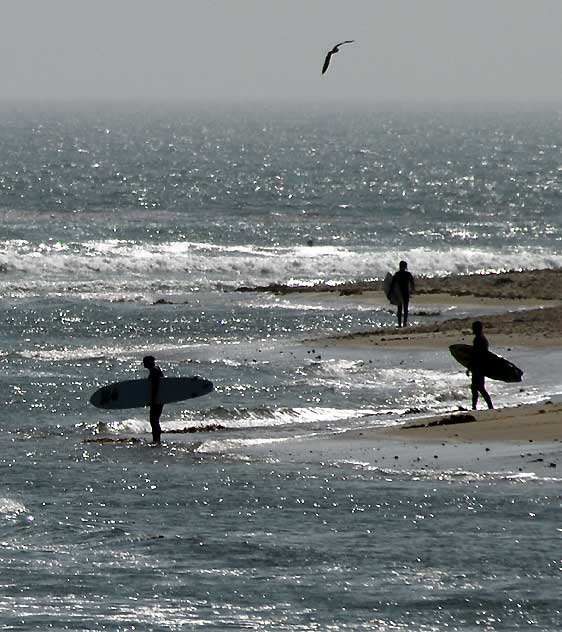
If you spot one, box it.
[471,333,493,410]
[148,364,164,442]
[390,269,415,327]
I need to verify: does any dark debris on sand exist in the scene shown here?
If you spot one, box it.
[164,423,226,434]
[405,413,477,429]
[236,268,562,301]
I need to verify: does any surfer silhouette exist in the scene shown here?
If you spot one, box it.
[143,355,163,443]
[389,260,415,327]
[467,321,494,410]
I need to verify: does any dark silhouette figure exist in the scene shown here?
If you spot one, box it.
[143,355,163,443]
[322,40,354,74]
[468,321,494,410]
[389,260,415,327]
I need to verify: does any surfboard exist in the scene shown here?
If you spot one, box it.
[89,376,214,409]
[449,344,523,382]
[383,272,403,306]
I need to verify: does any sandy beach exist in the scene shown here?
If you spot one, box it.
[240,267,562,348]
[336,402,562,472]
[239,268,562,472]
[242,402,562,477]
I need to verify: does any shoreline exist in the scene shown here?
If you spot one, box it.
[236,267,562,301]
[313,304,562,349]
[241,402,562,476]
[237,268,562,466]
[331,402,562,474]
[238,267,562,348]
[359,401,562,444]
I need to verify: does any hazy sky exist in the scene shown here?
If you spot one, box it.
[1,0,562,102]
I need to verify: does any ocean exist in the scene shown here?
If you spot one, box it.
[1,102,561,630]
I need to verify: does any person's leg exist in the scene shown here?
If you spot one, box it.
[471,384,479,410]
[397,304,403,327]
[480,386,493,409]
[150,404,163,443]
[471,372,484,409]
[403,298,409,326]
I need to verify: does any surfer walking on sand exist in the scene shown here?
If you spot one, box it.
[143,355,163,443]
[389,260,415,327]
[467,321,494,410]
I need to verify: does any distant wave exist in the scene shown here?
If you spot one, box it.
[2,239,562,294]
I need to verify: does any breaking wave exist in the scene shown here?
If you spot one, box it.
[1,239,562,295]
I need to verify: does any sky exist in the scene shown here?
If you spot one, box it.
[1,0,561,103]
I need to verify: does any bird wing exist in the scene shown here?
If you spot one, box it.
[321,52,332,74]
[322,40,354,74]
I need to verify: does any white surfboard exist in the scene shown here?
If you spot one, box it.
[383,272,403,306]
[89,376,214,410]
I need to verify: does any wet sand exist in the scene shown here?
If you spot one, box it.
[385,402,562,444]
[325,403,562,475]
[241,403,562,476]
[317,304,562,350]
[240,268,562,348]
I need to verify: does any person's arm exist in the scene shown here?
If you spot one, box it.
[409,272,415,294]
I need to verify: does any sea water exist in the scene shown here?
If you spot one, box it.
[1,103,561,630]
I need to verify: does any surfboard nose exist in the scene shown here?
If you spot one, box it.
[201,379,214,394]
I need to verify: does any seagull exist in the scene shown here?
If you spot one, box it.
[321,40,355,75]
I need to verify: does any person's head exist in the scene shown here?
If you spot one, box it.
[399,260,408,271]
[143,355,155,369]
[472,321,483,335]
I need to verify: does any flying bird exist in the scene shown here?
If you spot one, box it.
[321,40,355,75]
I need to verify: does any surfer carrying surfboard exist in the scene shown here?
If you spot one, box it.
[143,355,164,443]
[389,260,415,327]
[467,321,494,410]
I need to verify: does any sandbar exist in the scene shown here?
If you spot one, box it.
[237,268,562,470]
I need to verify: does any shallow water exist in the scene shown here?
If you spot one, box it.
[2,441,562,630]
[1,103,562,630]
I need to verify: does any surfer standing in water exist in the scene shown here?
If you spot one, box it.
[143,355,163,443]
[467,321,494,410]
[389,260,415,327]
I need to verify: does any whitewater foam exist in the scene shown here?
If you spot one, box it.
[3,239,562,294]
